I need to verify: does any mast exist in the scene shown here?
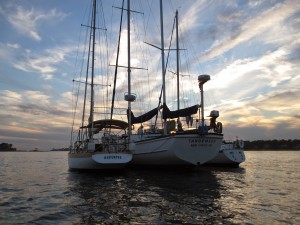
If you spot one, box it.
[80,13,93,140]
[110,0,125,120]
[127,0,132,139]
[160,0,167,135]
[176,10,179,111]
[88,0,97,140]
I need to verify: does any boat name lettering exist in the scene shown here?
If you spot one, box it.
[188,139,216,143]
[188,138,216,148]
[104,155,122,160]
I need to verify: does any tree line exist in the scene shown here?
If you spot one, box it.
[243,139,300,150]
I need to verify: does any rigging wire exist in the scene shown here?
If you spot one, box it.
[154,12,176,126]
[110,0,125,121]
[131,1,148,113]
[95,0,109,120]
[70,1,92,146]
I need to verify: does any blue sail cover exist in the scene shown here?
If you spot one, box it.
[162,103,199,119]
[127,107,161,124]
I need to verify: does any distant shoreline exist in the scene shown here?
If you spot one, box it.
[243,139,300,150]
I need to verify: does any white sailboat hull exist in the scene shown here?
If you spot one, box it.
[206,143,245,165]
[68,152,132,170]
[130,133,223,166]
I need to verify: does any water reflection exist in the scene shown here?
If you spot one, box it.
[2,152,299,224]
[67,168,226,224]
[204,166,249,224]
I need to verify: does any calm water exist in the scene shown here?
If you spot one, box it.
[0,151,299,225]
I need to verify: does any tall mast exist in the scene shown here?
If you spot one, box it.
[110,0,125,120]
[81,13,93,135]
[127,0,132,138]
[89,0,97,139]
[176,10,180,111]
[160,0,167,135]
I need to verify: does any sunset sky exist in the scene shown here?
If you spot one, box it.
[0,0,299,150]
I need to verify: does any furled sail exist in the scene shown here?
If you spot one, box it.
[82,119,128,132]
[162,103,200,119]
[128,107,161,124]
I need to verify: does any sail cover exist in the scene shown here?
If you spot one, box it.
[162,103,200,119]
[82,119,128,131]
[128,107,161,124]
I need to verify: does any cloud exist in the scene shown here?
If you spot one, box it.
[0,89,73,149]
[179,0,208,34]
[202,36,300,105]
[254,90,300,114]
[199,0,299,61]
[0,4,67,41]
[223,121,300,141]
[41,74,54,80]
[9,44,76,80]
[0,126,70,150]
[283,44,300,64]
[7,43,20,49]
[183,30,300,141]
[0,89,71,120]
[217,81,300,140]
[248,0,265,8]
[0,42,17,61]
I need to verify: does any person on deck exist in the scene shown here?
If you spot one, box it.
[137,124,144,138]
[177,119,183,132]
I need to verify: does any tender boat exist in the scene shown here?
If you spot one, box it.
[205,139,246,166]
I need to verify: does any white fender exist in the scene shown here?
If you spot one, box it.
[239,139,244,148]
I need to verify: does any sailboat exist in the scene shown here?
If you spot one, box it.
[68,0,133,170]
[128,1,223,166]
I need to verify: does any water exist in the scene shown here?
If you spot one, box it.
[0,151,299,224]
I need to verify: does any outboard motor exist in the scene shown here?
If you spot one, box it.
[209,110,222,134]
